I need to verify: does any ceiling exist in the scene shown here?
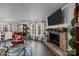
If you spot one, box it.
[0,3,66,23]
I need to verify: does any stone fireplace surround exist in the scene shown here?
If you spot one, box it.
[43,27,68,55]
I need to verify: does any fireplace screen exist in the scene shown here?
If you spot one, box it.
[49,32,60,46]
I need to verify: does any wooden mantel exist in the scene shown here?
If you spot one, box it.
[46,23,68,29]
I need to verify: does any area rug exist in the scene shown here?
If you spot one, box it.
[0,40,32,56]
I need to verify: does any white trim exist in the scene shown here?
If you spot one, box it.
[61,4,69,10]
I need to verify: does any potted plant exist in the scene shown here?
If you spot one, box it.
[23,24,29,36]
[68,19,76,56]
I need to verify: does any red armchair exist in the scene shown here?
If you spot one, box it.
[12,31,24,46]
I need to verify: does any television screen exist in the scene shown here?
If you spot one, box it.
[48,9,64,26]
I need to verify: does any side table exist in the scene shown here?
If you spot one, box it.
[0,48,5,56]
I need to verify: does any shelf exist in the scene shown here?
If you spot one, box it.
[74,23,79,27]
[76,41,79,44]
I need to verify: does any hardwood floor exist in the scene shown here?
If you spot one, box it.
[30,40,55,56]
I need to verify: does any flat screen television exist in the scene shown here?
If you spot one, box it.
[47,9,64,26]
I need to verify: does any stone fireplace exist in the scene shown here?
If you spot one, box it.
[46,27,68,51]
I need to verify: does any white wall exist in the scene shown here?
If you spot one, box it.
[11,23,18,32]
[61,3,75,50]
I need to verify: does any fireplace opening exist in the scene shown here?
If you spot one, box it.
[49,32,60,46]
